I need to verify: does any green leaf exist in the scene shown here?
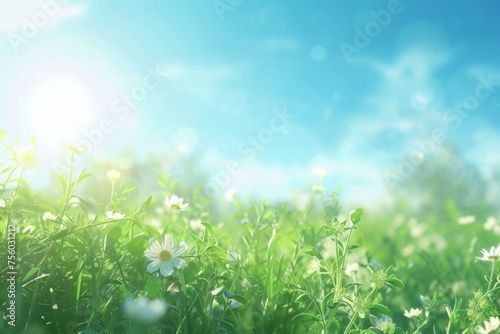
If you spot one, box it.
[104,226,122,251]
[262,210,273,219]
[231,294,248,306]
[56,174,67,193]
[76,169,92,184]
[387,278,405,289]
[371,303,392,316]
[201,222,214,236]
[127,236,148,258]
[347,244,360,250]
[143,225,161,240]
[349,208,364,225]
[211,286,226,296]
[305,247,323,260]
[22,267,39,283]
[141,195,153,209]
[145,277,161,298]
[292,312,319,324]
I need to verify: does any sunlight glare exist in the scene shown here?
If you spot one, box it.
[27,75,95,143]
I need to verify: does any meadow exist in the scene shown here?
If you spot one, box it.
[1,132,499,334]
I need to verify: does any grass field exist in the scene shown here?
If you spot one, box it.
[1,133,499,333]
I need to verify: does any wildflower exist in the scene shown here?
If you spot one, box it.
[478,317,500,334]
[62,141,87,154]
[123,296,167,322]
[312,185,324,193]
[188,218,204,231]
[107,169,121,183]
[370,269,388,288]
[313,168,327,178]
[374,315,395,334]
[345,263,359,277]
[307,257,321,275]
[106,211,125,220]
[43,212,57,221]
[13,145,37,167]
[484,216,500,234]
[404,308,422,318]
[225,188,236,202]
[145,234,188,277]
[477,246,500,262]
[353,295,371,318]
[164,195,189,213]
[458,215,476,225]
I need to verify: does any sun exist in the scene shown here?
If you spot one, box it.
[27,75,95,144]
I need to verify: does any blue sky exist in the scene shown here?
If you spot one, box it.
[1,0,500,206]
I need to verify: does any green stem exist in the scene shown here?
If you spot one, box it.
[180,272,190,334]
[60,151,75,217]
[109,182,115,205]
[1,164,19,196]
[487,261,496,292]
[343,311,358,334]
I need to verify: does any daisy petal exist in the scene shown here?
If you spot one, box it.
[144,249,159,260]
[150,240,163,253]
[162,234,173,250]
[170,257,186,269]
[147,260,161,273]
[171,242,188,257]
[160,262,174,277]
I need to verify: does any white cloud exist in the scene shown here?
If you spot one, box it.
[0,1,88,33]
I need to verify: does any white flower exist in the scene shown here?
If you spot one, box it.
[374,315,394,331]
[225,188,237,202]
[345,263,359,277]
[145,234,188,277]
[164,195,189,212]
[107,169,121,183]
[313,168,326,178]
[0,198,6,208]
[477,246,500,262]
[13,145,37,167]
[106,211,125,220]
[404,308,422,318]
[188,218,204,231]
[123,296,167,323]
[312,185,324,193]
[307,257,321,275]
[478,317,500,334]
[43,212,57,221]
[457,215,476,225]
[484,216,500,234]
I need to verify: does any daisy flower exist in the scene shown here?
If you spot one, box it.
[404,308,422,318]
[106,211,126,220]
[345,263,359,277]
[13,145,37,167]
[43,212,57,221]
[107,169,121,183]
[145,234,188,277]
[457,215,476,225]
[478,317,500,334]
[164,195,189,212]
[478,246,500,262]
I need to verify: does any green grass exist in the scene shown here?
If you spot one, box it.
[0,133,499,333]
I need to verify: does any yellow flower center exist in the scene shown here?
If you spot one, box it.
[159,250,172,262]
